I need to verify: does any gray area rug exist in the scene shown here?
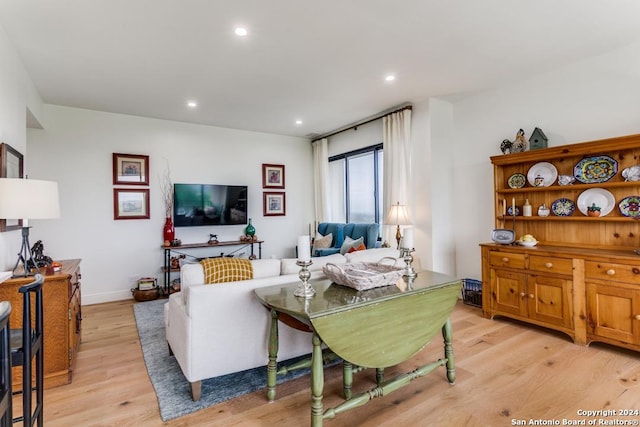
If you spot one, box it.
[133,299,313,421]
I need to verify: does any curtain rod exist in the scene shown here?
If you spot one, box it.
[311,104,412,142]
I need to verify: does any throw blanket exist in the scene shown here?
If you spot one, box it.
[201,258,254,284]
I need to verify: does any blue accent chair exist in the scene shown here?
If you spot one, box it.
[314,222,380,257]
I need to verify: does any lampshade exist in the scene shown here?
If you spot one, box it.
[0,178,60,220]
[384,202,410,226]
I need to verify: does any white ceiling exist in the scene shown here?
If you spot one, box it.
[2,0,640,138]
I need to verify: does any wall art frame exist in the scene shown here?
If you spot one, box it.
[113,153,149,185]
[0,142,24,232]
[263,191,286,216]
[262,163,285,189]
[114,188,150,220]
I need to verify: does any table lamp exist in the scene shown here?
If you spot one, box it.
[384,201,410,249]
[0,178,60,277]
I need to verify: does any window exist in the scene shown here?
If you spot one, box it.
[328,144,383,225]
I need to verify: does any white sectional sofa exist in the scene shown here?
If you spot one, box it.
[164,247,404,401]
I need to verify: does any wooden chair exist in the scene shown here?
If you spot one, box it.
[10,274,44,427]
[0,301,12,427]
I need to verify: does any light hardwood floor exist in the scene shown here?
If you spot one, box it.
[39,300,640,427]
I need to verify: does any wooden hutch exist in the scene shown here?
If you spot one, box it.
[480,134,640,352]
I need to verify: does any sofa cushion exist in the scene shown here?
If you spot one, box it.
[280,253,347,275]
[344,247,402,264]
[340,236,364,255]
[252,259,283,279]
[312,233,333,253]
[347,242,366,253]
[201,258,253,284]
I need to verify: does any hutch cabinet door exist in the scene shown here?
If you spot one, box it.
[586,282,640,345]
[527,275,572,329]
[490,269,527,317]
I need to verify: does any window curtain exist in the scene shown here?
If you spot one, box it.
[382,109,412,243]
[312,138,330,225]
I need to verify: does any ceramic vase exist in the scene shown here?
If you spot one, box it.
[245,218,255,236]
[163,217,175,242]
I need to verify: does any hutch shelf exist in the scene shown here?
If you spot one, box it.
[481,133,640,352]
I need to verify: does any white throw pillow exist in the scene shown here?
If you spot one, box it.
[339,236,364,255]
[312,233,333,253]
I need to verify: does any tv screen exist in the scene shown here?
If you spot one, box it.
[173,184,247,227]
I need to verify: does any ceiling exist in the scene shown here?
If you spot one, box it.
[2,1,640,139]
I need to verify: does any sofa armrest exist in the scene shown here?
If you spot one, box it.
[314,247,340,257]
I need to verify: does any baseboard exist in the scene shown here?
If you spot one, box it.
[83,289,133,305]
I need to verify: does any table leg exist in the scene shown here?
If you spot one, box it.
[267,309,279,401]
[442,318,455,384]
[342,361,352,400]
[311,333,324,427]
[376,368,384,386]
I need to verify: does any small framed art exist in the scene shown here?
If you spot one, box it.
[263,192,286,216]
[0,143,24,232]
[262,164,285,189]
[114,188,150,220]
[113,153,149,185]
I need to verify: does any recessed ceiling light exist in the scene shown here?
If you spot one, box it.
[235,27,248,37]
[186,101,198,108]
[385,75,396,82]
[295,120,303,125]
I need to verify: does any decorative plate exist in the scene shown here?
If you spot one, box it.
[618,196,640,218]
[507,206,520,216]
[576,188,615,216]
[551,198,575,216]
[573,155,618,184]
[507,173,526,189]
[527,162,558,187]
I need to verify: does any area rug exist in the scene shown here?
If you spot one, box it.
[133,299,314,421]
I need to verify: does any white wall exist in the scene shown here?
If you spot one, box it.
[449,39,640,281]
[27,105,314,304]
[0,24,43,270]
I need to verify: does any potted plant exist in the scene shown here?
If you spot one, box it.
[587,203,601,217]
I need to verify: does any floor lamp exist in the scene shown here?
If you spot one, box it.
[384,201,410,249]
[0,178,60,277]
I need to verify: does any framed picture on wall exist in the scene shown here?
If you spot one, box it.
[114,188,150,220]
[263,192,286,216]
[262,164,285,189]
[113,153,149,185]
[0,143,24,232]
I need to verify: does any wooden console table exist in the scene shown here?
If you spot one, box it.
[254,271,461,426]
[162,240,263,294]
[0,259,82,389]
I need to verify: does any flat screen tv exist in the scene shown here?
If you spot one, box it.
[173,183,247,227]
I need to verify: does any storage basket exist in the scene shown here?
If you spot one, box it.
[462,278,482,308]
[322,258,403,291]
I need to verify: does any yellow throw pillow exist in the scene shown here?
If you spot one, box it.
[312,233,333,252]
[200,258,254,284]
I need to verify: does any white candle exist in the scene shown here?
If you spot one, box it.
[298,235,311,261]
[512,197,516,215]
[402,228,414,249]
[502,199,506,216]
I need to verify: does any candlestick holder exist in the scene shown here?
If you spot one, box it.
[294,260,315,299]
[400,247,417,280]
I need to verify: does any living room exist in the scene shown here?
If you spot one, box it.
[2,2,640,426]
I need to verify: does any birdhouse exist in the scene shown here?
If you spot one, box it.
[529,127,548,150]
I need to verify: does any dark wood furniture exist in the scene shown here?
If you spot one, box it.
[0,259,81,389]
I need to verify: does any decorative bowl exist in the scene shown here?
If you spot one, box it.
[517,240,538,247]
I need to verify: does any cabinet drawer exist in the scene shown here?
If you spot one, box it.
[489,252,525,269]
[585,261,640,284]
[529,255,573,276]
